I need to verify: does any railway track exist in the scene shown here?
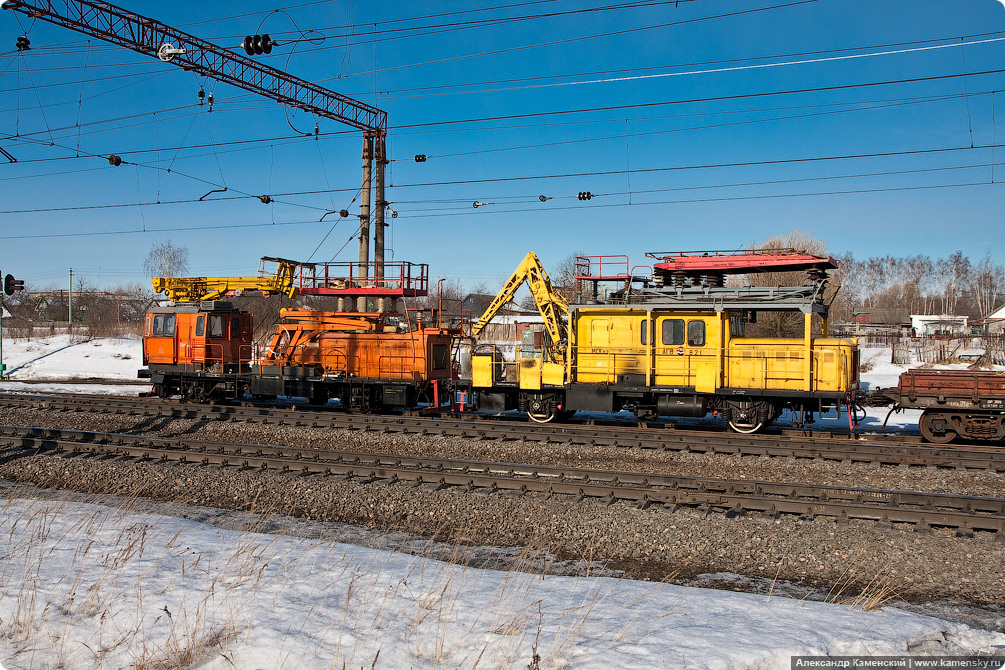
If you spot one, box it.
[1,392,1003,472]
[1,424,1003,536]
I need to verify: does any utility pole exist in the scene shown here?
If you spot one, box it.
[68,268,73,328]
[357,134,373,312]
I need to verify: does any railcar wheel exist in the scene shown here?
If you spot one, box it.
[184,383,210,403]
[527,409,557,423]
[919,412,956,444]
[724,400,770,434]
[726,417,764,434]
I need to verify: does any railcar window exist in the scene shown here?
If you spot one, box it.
[688,320,705,347]
[641,320,648,345]
[231,317,241,338]
[661,319,684,345]
[195,316,205,337]
[152,315,163,336]
[208,315,224,338]
[431,344,449,370]
[163,314,175,337]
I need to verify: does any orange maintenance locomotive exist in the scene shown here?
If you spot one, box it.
[140,302,457,410]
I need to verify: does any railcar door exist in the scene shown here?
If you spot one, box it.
[204,313,229,366]
[144,313,177,365]
[573,311,648,384]
[652,314,719,393]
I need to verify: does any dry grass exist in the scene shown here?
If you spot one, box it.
[0,488,673,669]
[823,554,901,612]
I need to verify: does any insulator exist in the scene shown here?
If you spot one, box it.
[314,122,319,138]
[539,195,551,202]
[577,191,592,201]
[258,195,273,204]
[207,92,214,112]
[107,154,122,167]
[243,35,255,55]
[16,36,31,52]
[260,34,273,55]
[414,154,426,162]
[198,87,205,105]
[339,209,349,218]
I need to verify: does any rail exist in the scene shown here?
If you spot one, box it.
[3,423,1003,535]
[3,393,1005,471]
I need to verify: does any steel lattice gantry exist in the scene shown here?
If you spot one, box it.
[3,0,392,307]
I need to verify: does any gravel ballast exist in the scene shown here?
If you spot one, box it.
[1,404,1003,614]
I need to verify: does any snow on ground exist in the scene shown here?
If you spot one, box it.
[0,494,1001,670]
[0,335,1003,668]
[0,334,139,381]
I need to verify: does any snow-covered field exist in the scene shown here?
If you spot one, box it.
[0,335,1002,669]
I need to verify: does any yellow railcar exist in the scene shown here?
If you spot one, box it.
[565,306,858,431]
[472,250,859,431]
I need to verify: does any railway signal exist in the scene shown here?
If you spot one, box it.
[3,274,24,296]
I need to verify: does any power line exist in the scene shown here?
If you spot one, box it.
[396,68,1005,131]
[2,143,1001,216]
[2,177,1000,241]
[388,142,1005,190]
[390,161,1004,207]
[393,180,1004,220]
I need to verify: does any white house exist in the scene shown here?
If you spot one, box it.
[909,314,969,336]
[982,304,1005,335]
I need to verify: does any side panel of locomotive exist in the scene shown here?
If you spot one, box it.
[251,312,456,410]
[140,302,254,400]
[570,307,857,395]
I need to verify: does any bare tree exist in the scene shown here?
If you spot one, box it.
[142,240,190,279]
[736,230,832,337]
[972,252,1005,317]
[902,255,934,314]
[548,250,586,301]
[935,251,970,315]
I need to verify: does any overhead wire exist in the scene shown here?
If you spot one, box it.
[2,143,1002,216]
[392,161,1002,208]
[2,0,1002,252]
[2,175,1001,241]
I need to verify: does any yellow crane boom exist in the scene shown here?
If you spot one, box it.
[153,257,300,302]
[472,252,569,364]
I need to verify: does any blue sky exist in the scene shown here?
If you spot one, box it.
[1,0,1004,292]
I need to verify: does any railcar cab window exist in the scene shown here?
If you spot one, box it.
[641,319,648,345]
[661,319,705,347]
[431,344,449,370]
[231,317,241,338]
[151,314,175,337]
[661,319,685,345]
[687,320,705,347]
[208,315,225,338]
[195,316,205,337]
